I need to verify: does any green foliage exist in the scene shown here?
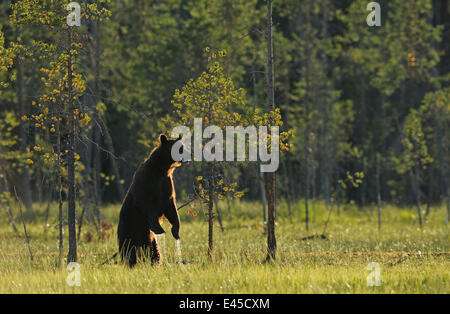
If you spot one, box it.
[372,0,441,95]
[0,31,14,91]
[0,112,28,180]
[394,87,450,175]
[170,50,246,128]
[8,0,110,171]
[423,87,450,118]
[0,0,449,291]
[339,171,365,190]
[0,30,14,71]
[165,52,292,207]
[0,0,448,207]
[165,52,248,204]
[397,109,433,174]
[10,0,111,27]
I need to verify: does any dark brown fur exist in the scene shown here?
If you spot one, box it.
[117,135,183,267]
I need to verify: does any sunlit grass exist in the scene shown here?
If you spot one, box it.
[0,200,448,293]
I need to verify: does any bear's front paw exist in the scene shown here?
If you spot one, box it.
[171,227,180,240]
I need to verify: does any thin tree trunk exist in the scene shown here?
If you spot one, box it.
[56,100,64,267]
[323,105,330,208]
[35,170,43,208]
[87,21,123,208]
[265,172,276,261]
[44,179,51,225]
[361,157,367,209]
[435,111,449,225]
[282,160,293,220]
[259,163,268,234]
[213,195,224,232]
[98,115,125,200]
[2,179,18,234]
[265,0,277,262]
[5,201,19,234]
[16,27,33,218]
[253,66,267,232]
[91,18,102,209]
[91,17,125,201]
[287,160,296,206]
[303,0,312,233]
[92,125,102,209]
[424,169,432,219]
[304,163,310,232]
[77,206,86,242]
[14,186,33,262]
[312,163,316,224]
[376,153,382,230]
[336,168,342,215]
[432,0,449,225]
[81,171,100,235]
[207,162,215,259]
[67,28,77,263]
[409,169,423,228]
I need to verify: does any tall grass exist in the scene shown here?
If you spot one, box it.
[0,200,448,293]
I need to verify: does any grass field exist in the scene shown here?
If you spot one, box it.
[0,200,448,294]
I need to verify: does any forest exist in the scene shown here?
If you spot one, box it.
[0,0,448,294]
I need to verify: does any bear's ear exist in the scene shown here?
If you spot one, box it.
[178,134,183,141]
[160,134,168,145]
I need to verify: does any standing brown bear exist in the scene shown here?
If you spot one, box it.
[118,134,185,267]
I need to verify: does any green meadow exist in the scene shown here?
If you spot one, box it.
[0,201,448,294]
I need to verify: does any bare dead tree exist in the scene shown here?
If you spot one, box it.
[265,0,277,262]
[67,27,77,263]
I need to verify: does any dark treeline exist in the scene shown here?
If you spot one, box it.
[0,0,449,223]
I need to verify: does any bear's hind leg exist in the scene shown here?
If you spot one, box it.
[138,243,152,264]
[149,231,161,265]
[120,240,137,268]
[128,247,137,268]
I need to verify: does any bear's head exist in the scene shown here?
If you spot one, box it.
[158,134,188,173]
